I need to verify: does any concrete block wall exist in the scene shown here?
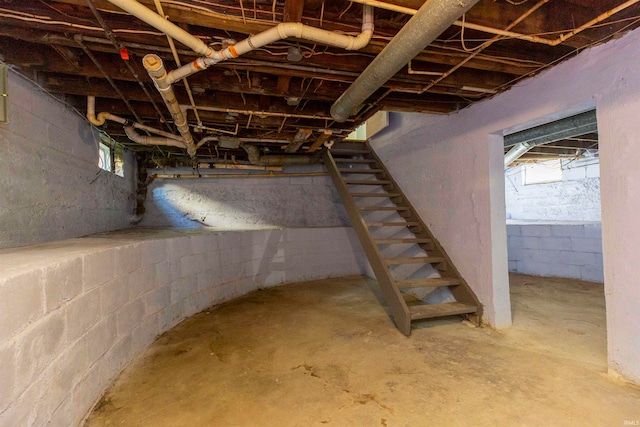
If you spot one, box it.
[140,166,349,229]
[507,222,603,282]
[0,70,136,249]
[0,227,367,426]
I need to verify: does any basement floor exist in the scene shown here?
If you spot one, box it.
[85,274,640,426]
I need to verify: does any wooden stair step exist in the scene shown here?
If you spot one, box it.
[359,206,410,211]
[338,168,384,174]
[350,192,401,198]
[396,278,461,289]
[374,238,432,244]
[385,256,446,265]
[334,158,377,163]
[344,179,392,185]
[409,302,477,320]
[331,149,371,154]
[366,221,420,227]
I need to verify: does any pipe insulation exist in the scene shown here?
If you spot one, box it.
[243,145,321,166]
[330,0,480,122]
[124,126,187,148]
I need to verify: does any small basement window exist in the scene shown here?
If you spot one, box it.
[522,159,562,185]
[98,136,125,177]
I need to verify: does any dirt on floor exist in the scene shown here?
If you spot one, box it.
[85,274,640,426]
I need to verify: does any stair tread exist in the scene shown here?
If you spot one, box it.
[331,149,371,154]
[385,256,446,265]
[396,278,461,288]
[344,180,392,185]
[334,158,377,163]
[359,206,410,211]
[366,222,420,227]
[409,302,477,320]
[338,169,384,174]
[374,238,432,244]
[350,192,401,197]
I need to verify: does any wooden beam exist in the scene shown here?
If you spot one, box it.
[307,130,332,153]
[283,0,305,23]
[285,128,312,153]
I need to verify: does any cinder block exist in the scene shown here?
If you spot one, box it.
[15,309,66,396]
[171,276,197,303]
[557,250,596,266]
[520,225,551,237]
[508,235,539,250]
[100,277,129,317]
[570,237,603,254]
[538,237,572,251]
[100,335,132,382]
[190,234,216,254]
[168,237,192,258]
[82,249,115,290]
[140,240,168,266]
[180,253,206,277]
[154,260,172,289]
[551,225,585,238]
[583,224,602,239]
[48,337,89,404]
[506,225,521,236]
[116,298,145,337]
[131,314,159,355]
[114,245,142,275]
[217,232,239,250]
[158,303,184,332]
[144,287,170,317]
[66,287,101,344]
[508,260,518,272]
[0,269,44,341]
[581,265,604,283]
[44,258,82,314]
[85,315,117,367]
[71,363,109,427]
[0,343,15,413]
[517,260,581,279]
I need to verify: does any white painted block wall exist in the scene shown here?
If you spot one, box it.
[140,166,349,228]
[0,227,367,425]
[507,223,603,282]
[370,27,640,383]
[0,71,136,249]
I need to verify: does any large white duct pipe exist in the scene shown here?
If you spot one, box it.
[330,0,480,122]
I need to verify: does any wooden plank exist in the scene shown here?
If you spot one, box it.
[385,257,446,265]
[366,222,420,227]
[359,206,409,211]
[374,238,432,244]
[307,130,332,153]
[396,278,461,289]
[344,179,391,185]
[409,302,477,320]
[338,169,384,174]
[350,192,400,197]
[333,158,378,163]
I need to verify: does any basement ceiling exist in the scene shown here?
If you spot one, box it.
[0,0,637,164]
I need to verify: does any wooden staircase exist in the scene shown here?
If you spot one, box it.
[323,142,482,335]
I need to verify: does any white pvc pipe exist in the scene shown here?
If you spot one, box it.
[124,126,187,148]
[86,96,185,141]
[143,55,198,158]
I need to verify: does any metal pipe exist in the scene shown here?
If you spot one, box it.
[86,96,184,141]
[143,54,198,158]
[243,144,321,166]
[504,142,533,167]
[124,126,187,148]
[153,172,329,179]
[330,0,480,122]
[182,104,339,121]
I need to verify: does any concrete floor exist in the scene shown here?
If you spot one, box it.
[85,274,640,426]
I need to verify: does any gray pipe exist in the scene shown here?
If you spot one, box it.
[330,0,480,122]
[243,145,321,166]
